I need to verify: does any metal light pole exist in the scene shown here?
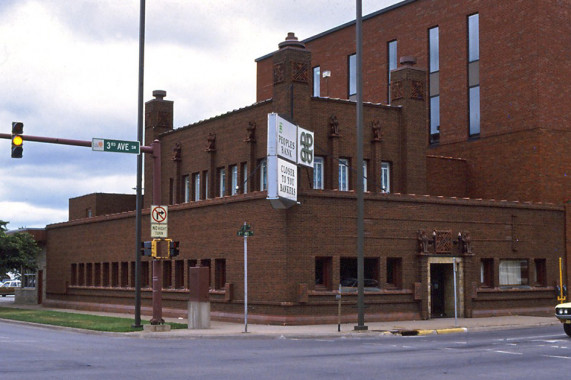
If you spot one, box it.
[354,0,367,331]
[237,222,253,333]
[133,0,146,328]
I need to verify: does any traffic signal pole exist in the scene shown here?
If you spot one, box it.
[1,131,160,326]
[150,139,165,325]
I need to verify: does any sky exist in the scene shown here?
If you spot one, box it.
[0,0,403,230]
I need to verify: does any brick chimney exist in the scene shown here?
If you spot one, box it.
[271,33,312,127]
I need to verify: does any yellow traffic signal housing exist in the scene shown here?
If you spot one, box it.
[151,238,172,259]
[11,122,23,158]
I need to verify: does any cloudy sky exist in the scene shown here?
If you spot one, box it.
[0,0,402,230]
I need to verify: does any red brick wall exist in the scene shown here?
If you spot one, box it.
[256,0,571,204]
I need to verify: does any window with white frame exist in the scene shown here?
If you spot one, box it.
[313,66,320,97]
[193,172,200,201]
[388,40,398,103]
[429,26,440,143]
[183,175,190,203]
[260,159,267,191]
[338,158,349,191]
[381,161,391,193]
[313,156,324,190]
[499,259,529,286]
[230,165,238,195]
[348,54,356,100]
[241,162,248,194]
[468,13,480,137]
[218,168,226,197]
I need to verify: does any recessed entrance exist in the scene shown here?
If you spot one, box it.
[430,263,454,318]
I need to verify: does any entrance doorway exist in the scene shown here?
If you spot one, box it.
[430,263,454,318]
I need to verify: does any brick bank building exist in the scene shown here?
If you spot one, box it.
[44,0,571,324]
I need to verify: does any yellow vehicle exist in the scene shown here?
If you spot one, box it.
[555,302,571,337]
[0,280,20,297]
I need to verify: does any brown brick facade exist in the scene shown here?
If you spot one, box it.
[44,0,571,324]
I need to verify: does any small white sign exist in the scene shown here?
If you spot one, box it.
[151,224,168,238]
[277,158,297,202]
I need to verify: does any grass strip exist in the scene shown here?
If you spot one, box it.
[0,307,187,332]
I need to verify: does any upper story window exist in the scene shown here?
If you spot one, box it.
[218,167,226,197]
[193,173,200,201]
[204,171,209,199]
[338,158,349,191]
[183,175,190,203]
[468,13,480,137]
[230,165,238,195]
[362,160,368,192]
[241,162,248,194]
[381,161,391,193]
[313,66,320,97]
[429,27,440,144]
[348,54,356,100]
[260,159,267,191]
[313,156,324,190]
[387,40,398,103]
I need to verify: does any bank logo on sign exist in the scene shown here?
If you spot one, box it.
[299,131,314,166]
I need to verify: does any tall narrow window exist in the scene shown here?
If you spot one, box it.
[193,173,200,201]
[215,259,226,290]
[386,257,402,289]
[381,161,391,193]
[534,259,547,287]
[204,171,209,199]
[429,27,440,143]
[480,258,494,287]
[230,165,238,195]
[468,14,480,136]
[338,158,349,191]
[348,54,356,100]
[183,175,190,202]
[218,168,226,197]
[241,162,248,194]
[315,257,332,290]
[313,156,324,190]
[362,160,368,192]
[313,66,320,97]
[260,159,267,191]
[387,40,398,103]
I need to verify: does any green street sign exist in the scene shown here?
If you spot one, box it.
[92,138,140,154]
[237,224,254,237]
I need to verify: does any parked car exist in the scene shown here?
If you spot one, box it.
[555,302,571,337]
[0,280,21,297]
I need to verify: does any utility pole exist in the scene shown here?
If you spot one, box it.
[354,0,368,331]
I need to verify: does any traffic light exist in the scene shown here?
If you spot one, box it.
[169,240,180,258]
[11,122,23,158]
[140,241,152,256]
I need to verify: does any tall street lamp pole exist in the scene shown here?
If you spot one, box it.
[354,0,368,331]
[133,0,146,328]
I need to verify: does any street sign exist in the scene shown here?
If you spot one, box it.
[151,205,168,238]
[92,138,140,154]
[237,224,254,237]
[151,224,168,238]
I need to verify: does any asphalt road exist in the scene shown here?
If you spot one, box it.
[1,320,570,380]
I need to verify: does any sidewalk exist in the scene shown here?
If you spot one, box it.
[0,298,559,338]
[138,315,559,339]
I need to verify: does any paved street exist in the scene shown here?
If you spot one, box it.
[1,319,570,379]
